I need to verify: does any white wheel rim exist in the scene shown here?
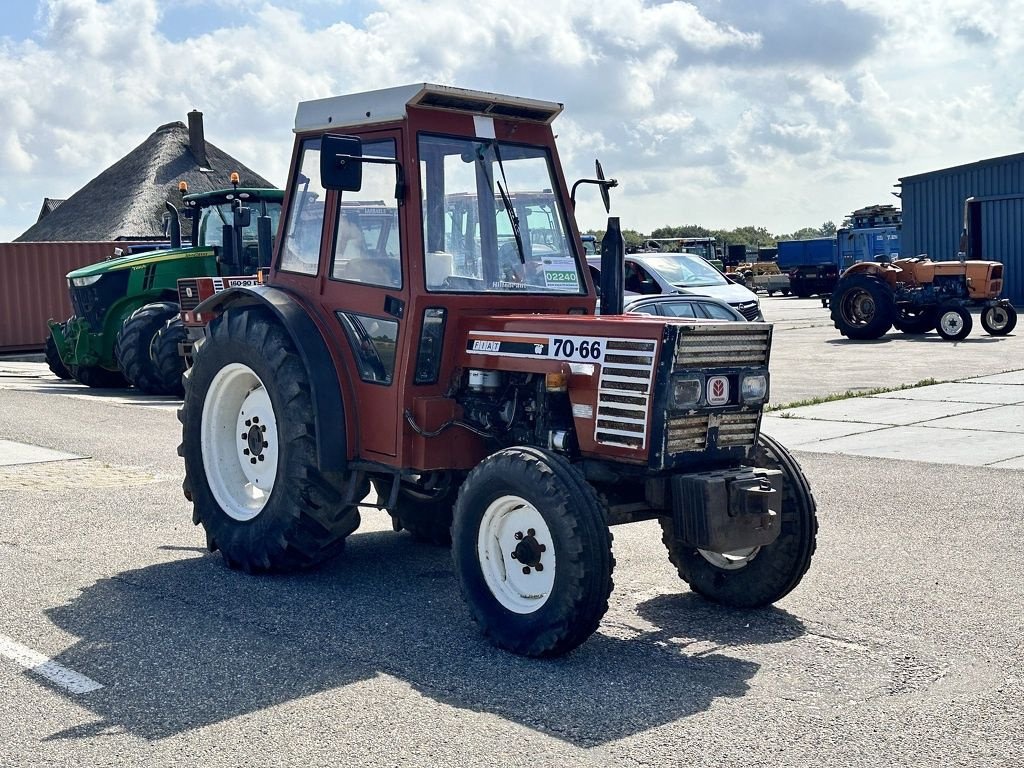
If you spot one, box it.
[698,546,760,570]
[477,495,556,614]
[940,311,963,335]
[988,308,1008,330]
[201,363,279,521]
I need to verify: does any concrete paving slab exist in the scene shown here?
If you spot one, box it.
[761,416,886,447]
[874,382,1024,405]
[987,455,1024,469]
[964,370,1024,385]
[919,404,1024,434]
[774,396,989,426]
[796,425,1024,467]
[0,440,85,467]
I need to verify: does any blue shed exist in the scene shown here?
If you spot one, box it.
[899,152,1024,305]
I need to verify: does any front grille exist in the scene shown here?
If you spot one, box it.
[178,278,201,311]
[733,301,760,321]
[595,338,657,449]
[675,324,771,367]
[69,270,130,332]
[665,410,761,453]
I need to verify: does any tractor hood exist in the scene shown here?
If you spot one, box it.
[66,246,214,280]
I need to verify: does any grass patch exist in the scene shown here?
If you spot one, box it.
[766,378,943,412]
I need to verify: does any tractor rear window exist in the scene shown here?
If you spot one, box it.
[418,134,584,295]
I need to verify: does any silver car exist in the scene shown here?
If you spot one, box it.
[588,253,763,320]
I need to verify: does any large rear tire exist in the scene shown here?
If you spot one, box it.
[981,304,1017,336]
[179,308,360,573]
[893,307,935,335]
[116,302,180,394]
[44,324,72,380]
[659,433,817,608]
[373,473,461,546]
[452,447,614,657]
[151,316,187,397]
[830,274,894,339]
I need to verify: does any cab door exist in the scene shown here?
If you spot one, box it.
[317,132,407,460]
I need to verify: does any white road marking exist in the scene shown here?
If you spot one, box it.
[0,634,103,694]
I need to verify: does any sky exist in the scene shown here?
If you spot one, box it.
[1,0,1023,242]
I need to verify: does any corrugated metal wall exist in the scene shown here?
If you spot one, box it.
[0,242,123,352]
[901,153,1024,304]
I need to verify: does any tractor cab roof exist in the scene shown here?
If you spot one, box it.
[294,83,563,133]
[182,187,284,208]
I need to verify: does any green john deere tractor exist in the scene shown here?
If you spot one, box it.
[47,185,283,395]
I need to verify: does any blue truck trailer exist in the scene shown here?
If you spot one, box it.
[778,206,902,299]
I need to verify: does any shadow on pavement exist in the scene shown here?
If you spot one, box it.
[40,530,805,747]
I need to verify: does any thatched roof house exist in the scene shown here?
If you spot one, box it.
[17,111,275,242]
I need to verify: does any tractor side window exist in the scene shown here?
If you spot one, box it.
[331,139,401,289]
[279,138,325,275]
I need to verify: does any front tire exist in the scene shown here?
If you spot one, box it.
[981,304,1017,336]
[452,447,614,657]
[936,305,972,341]
[659,434,817,608]
[116,302,180,394]
[45,323,72,379]
[893,307,935,334]
[830,274,895,339]
[73,364,127,388]
[179,308,360,573]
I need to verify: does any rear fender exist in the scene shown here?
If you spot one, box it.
[839,262,888,280]
[193,285,348,472]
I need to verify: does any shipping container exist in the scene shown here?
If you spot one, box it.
[776,238,836,270]
[0,242,130,352]
[900,152,1024,304]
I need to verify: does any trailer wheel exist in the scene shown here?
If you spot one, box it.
[151,316,187,397]
[44,323,72,380]
[116,302,180,394]
[179,307,360,573]
[659,433,817,608]
[893,307,935,335]
[452,446,614,657]
[830,275,894,339]
[936,305,972,341]
[373,474,460,546]
[981,304,1017,336]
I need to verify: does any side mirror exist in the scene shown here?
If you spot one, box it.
[320,134,363,191]
[234,205,251,228]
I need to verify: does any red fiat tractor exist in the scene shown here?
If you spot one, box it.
[178,84,817,657]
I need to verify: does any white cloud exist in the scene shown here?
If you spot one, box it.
[1,0,1023,241]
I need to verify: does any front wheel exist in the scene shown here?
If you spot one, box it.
[660,434,817,608]
[893,307,935,334]
[179,308,360,572]
[981,304,1017,336]
[936,305,972,341]
[452,447,614,657]
[45,323,72,380]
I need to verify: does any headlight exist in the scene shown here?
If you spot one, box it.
[741,374,768,403]
[70,274,103,287]
[671,376,702,408]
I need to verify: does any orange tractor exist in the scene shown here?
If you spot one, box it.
[829,256,1016,341]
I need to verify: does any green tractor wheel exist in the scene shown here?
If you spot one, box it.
[116,302,181,394]
[44,323,73,380]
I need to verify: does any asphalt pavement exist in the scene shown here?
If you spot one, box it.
[1,298,1022,767]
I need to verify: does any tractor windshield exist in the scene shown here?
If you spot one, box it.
[198,202,283,248]
[418,134,583,294]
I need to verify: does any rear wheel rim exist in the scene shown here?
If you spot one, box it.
[477,495,556,614]
[842,289,874,325]
[201,363,279,521]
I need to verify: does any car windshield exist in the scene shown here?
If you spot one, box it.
[418,134,583,294]
[643,254,727,288]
